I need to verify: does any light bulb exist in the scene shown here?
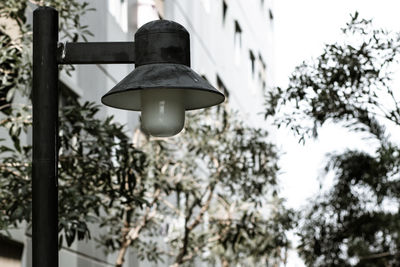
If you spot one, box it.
[141,89,185,137]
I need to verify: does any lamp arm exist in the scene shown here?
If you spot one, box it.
[57,42,136,65]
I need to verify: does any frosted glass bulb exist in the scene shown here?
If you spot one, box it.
[141,89,185,137]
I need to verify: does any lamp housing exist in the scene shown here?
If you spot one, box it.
[101,20,225,137]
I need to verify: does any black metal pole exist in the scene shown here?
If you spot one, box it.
[32,7,59,267]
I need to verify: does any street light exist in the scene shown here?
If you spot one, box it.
[102,20,224,137]
[32,6,224,267]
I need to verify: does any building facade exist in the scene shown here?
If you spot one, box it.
[1,0,275,266]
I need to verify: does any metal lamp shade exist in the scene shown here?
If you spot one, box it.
[101,63,225,111]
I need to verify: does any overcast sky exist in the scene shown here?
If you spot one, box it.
[273,1,400,266]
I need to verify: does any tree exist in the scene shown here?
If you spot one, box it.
[265,12,400,266]
[101,106,295,267]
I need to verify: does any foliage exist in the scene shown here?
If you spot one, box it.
[265,12,400,266]
[0,0,94,110]
[101,106,295,267]
[58,100,147,247]
[0,97,147,248]
[0,0,121,247]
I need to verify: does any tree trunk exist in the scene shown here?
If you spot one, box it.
[221,257,230,267]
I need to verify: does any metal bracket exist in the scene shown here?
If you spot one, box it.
[57,42,136,64]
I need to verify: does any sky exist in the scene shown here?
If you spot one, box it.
[273,1,400,266]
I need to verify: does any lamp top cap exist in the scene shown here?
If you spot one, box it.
[34,6,58,14]
[134,19,190,67]
[135,20,189,36]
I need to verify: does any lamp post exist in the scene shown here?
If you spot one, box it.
[32,6,224,267]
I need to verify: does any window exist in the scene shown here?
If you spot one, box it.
[222,0,227,24]
[217,75,229,99]
[269,9,274,21]
[155,0,164,19]
[216,75,229,115]
[0,238,23,267]
[108,0,128,32]
[59,81,79,107]
[249,50,255,78]
[234,20,242,65]
[258,54,267,91]
[234,21,242,43]
[201,74,229,98]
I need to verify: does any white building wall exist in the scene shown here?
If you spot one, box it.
[2,0,275,266]
[164,0,274,127]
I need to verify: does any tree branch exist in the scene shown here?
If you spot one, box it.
[172,185,215,266]
[187,186,214,231]
[115,188,161,267]
[360,251,399,260]
[162,198,185,217]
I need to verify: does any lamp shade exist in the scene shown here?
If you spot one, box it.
[101,63,225,111]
